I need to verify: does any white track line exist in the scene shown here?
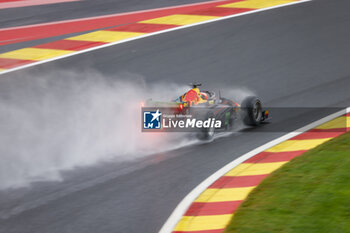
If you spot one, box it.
[159,107,350,233]
[0,0,312,76]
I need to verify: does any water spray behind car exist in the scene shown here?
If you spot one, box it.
[0,70,196,189]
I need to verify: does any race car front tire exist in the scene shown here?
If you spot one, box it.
[241,96,262,126]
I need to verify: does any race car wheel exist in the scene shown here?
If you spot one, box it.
[241,96,262,126]
[197,113,215,140]
[227,110,235,130]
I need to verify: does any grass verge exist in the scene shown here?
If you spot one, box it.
[225,132,350,233]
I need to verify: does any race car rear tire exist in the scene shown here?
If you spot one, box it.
[197,113,215,140]
[241,96,262,126]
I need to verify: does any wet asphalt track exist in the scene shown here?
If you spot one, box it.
[0,0,209,28]
[0,0,212,53]
[1,0,350,232]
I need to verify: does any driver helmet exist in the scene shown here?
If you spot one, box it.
[200,92,208,100]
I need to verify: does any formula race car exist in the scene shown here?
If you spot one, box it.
[145,83,269,140]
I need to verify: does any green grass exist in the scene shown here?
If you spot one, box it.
[225,132,350,233]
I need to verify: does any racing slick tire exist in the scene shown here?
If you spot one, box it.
[241,96,262,126]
